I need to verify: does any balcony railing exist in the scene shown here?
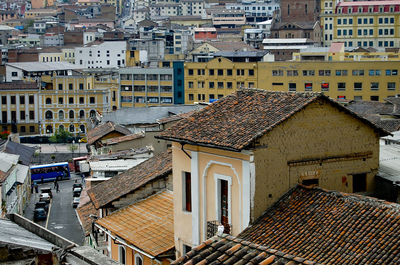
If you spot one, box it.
[207,221,232,239]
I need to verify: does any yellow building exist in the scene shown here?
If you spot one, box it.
[119,67,174,108]
[61,47,75,64]
[184,57,400,102]
[40,74,112,136]
[184,57,258,104]
[24,8,58,19]
[38,48,64,63]
[0,82,40,135]
[321,0,400,48]
[157,89,388,257]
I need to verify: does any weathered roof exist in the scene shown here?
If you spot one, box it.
[239,185,400,265]
[76,200,97,236]
[158,89,389,151]
[87,121,132,145]
[173,234,319,265]
[5,141,35,166]
[6,62,82,72]
[0,218,55,252]
[102,105,204,126]
[0,81,39,90]
[96,191,174,257]
[104,133,145,145]
[87,150,172,209]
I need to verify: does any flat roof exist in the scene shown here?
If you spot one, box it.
[6,62,82,72]
[263,38,309,44]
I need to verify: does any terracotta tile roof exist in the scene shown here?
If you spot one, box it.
[238,185,400,265]
[158,89,389,151]
[76,200,97,236]
[0,81,39,90]
[96,191,174,257]
[87,150,172,209]
[173,234,320,265]
[104,133,145,145]
[87,121,132,145]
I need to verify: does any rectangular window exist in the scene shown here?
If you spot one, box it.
[20,111,25,120]
[183,171,192,212]
[354,82,362,90]
[387,82,396,90]
[336,70,347,76]
[209,69,214,76]
[79,83,84,90]
[304,83,312,91]
[227,82,232,89]
[319,70,331,76]
[29,111,34,120]
[58,84,63,90]
[218,82,224,89]
[289,83,296,91]
[209,82,214,89]
[370,96,379,101]
[352,70,364,76]
[90,97,95,104]
[287,70,298,76]
[370,82,379,90]
[189,94,194,101]
[11,96,15,104]
[321,82,329,91]
[272,70,283,76]
[20,96,25,104]
[227,69,232,76]
[248,69,254,76]
[302,70,315,76]
[338,82,346,91]
[218,69,224,76]
[188,82,194,88]
[237,69,245,76]
[11,72,18,77]
[30,126,35,132]
[69,84,73,90]
[69,97,74,104]
[353,173,367,192]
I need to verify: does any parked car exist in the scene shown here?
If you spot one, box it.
[35,201,49,212]
[72,197,80,208]
[39,193,51,203]
[41,188,52,198]
[73,187,82,197]
[33,208,47,221]
[72,183,82,191]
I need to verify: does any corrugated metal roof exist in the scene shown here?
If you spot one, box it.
[0,218,55,252]
[6,62,82,72]
[89,159,147,171]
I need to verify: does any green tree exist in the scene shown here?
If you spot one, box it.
[49,129,72,143]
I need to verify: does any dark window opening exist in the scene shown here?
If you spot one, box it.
[353,173,367,192]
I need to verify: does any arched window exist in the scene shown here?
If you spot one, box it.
[134,254,143,265]
[119,246,126,265]
[46,125,53,133]
[90,110,96,118]
[46,98,52,104]
[79,110,85,119]
[80,124,85,133]
[59,110,64,120]
[59,125,64,131]
[69,124,75,133]
[45,110,53,119]
[69,110,74,119]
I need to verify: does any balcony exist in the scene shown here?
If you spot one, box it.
[207,220,232,239]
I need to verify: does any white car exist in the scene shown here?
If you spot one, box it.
[39,193,51,203]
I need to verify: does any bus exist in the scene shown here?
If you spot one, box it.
[30,162,71,184]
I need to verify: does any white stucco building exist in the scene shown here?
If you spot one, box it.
[75,41,127,69]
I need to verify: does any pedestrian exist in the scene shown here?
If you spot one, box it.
[31,183,34,194]
[54,179,58,189]
[81,173,85,184]
[56,182,60,192]
[41,176,44,184]
[34,182,39,193]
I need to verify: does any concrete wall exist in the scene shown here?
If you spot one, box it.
[252,99,379,220]
[111,174,172,209]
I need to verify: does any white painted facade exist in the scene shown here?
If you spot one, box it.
[75,41,127,69]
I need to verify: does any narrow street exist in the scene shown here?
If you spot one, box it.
[23,173,85,245]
